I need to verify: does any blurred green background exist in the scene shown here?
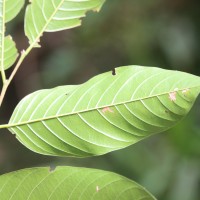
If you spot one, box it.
[0,0,200,199]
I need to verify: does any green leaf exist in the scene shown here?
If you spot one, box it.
[7,66,200,157]
[0,36,18,70]
[0,166,156,200]
[24,0,105,47]
[0,0,24,71]
[5,0,25,22]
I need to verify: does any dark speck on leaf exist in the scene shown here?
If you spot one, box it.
[112,68,116,76]
[49,165,56,172]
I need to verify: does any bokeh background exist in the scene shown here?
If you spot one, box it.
[0,0,200,199]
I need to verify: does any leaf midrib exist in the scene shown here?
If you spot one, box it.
[2,86,199,129]
[29,0,64,47]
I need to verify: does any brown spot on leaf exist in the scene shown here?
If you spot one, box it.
[169,91,176,101]
[102,107,114,113]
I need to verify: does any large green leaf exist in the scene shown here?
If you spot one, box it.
[24,0,105,47]
[0,166,156,200]
[7,66,200,157]
[0,0,24,71]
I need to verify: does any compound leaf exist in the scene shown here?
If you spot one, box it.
[7,66,200,157]
[24,0,105,47]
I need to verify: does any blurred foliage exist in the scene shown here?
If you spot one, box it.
[0,0,200,199]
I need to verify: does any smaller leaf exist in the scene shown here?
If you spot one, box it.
[0,0,24,71]
[0,167,156,200]
[5,0,25,22]
[0,36,18,70]
[24,0,106,47]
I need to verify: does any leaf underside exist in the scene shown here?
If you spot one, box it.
[0,0,24,71]
[0,36,18,70]
[0,167,156,200]
[25,0,105,47]
[8,66,200,157]
[5,0,25,22]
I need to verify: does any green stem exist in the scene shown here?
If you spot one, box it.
[0,0,65,108]
[0,123,9,129]
[0,69,6,84]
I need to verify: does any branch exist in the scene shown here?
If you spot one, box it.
[0,45,32,107]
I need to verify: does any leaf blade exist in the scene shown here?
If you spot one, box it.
[0,0,24,71]
[0,36,18,70]
[8,66,200,157]
[24,0,105,47]
[5,0,25,22]
[0,167,156,200]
